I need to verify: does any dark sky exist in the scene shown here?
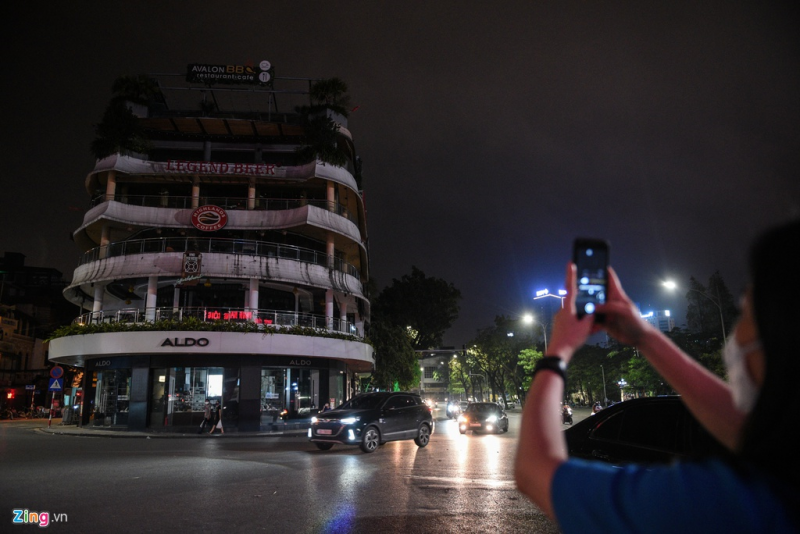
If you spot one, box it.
[4,2,799,346]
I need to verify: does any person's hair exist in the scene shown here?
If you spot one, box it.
[740,218,800,490]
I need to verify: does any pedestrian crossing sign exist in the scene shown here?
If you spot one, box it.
[48,378,63,391]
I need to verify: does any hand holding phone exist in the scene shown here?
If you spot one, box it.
[572,238,610,320]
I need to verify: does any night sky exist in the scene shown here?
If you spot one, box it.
[4,2,799,346]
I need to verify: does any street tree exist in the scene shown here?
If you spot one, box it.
[366,321,419,391]
[685,271,738,346]
[372,266,461,350]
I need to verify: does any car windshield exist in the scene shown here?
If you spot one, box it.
[466,403,497,413]
[338,395,386,410]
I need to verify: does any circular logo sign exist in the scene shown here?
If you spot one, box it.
[259,60,271,71]
[191,205,228,232]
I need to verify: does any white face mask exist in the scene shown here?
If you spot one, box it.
[722,337,762,413]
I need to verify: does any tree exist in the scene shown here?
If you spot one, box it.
[91,75,161,160]
[685,271,738,347]
[295,77,352,167]
[367,321,419,391]
[371,266,461,350]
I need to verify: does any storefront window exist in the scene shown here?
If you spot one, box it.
[260,368,286,427]
[149,367,238,429]
[93,369,131,427]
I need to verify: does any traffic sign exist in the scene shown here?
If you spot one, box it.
[25,385,35,390]
[48,378,63,391]
[50,366,64,379]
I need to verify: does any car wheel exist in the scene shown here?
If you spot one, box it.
[360,426,380,453]
[414,424,431,447]
[315,442,334,451]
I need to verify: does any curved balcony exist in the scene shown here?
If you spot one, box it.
[73,306,361,337]
[79,237,360,278]
[90,195,359,225]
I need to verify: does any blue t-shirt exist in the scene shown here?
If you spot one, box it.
[552,458,797,533]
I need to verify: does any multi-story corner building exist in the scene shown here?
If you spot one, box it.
[48,64,373,431]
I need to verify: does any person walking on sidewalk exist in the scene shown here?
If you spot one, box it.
[198,399,213,434]
[209,400,224,435]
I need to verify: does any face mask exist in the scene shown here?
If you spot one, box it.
[722,337,762,413]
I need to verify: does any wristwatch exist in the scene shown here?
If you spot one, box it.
[532,356,567,382]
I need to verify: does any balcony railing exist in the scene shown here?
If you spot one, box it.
[74,307,360,337]
[79,237,360,279]
[91,195,358,224]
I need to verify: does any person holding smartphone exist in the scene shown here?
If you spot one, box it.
[514,221,800,533]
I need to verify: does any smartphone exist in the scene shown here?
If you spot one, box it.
[572,238,610,320]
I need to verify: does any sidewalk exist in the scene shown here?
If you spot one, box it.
[7,418,313,439]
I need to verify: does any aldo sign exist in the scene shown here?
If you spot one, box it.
[161,338,210,347]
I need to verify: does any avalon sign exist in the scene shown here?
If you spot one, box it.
[161,338,210,347]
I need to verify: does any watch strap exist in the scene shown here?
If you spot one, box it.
[532,356,567,382]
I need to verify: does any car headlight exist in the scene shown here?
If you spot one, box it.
[486,415,497,423]
[340,417,359,425]
[311,416,318,424]
[457,415,467,423]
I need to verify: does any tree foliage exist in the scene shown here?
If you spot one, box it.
[685,271,738,347]
[91,75,160,160]
[367,321,419,391]
[295,78,352,167]
[372,266,461,350]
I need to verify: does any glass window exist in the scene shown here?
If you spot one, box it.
[93,369,131,427]
[424,367,434,379]
[149,366,238,429]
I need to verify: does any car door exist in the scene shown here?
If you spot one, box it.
[584,401,685,464]
[380,395,411,440]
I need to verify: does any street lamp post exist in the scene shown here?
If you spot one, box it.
[618,378,628,403]
[600,365,608,407]
[663,280,727,344]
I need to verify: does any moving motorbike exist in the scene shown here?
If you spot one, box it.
[561,405,573,425]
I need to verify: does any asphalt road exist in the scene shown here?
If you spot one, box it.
[0,408,592,533]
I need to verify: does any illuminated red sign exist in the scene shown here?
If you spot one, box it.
[191,205,228,232]
[203,310,273,324]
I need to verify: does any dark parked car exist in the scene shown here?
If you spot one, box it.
[457,402,509,434]
[308,392,435,453]
[565,396,729,465]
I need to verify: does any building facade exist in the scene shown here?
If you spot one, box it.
[48,66,373,431]
[641,310,675,333]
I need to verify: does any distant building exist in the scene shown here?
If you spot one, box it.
[417,349,459,403]
[641,310,675,333]
[48,65,373,431]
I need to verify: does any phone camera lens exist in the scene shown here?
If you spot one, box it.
[586,249,594,256]
[584,303,596,314]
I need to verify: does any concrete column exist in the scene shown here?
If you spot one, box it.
[248,279,259,320]
[105,171,116,201]
[191,177,200,208]
[338,299,348,333]
[327,181,335,212]
[145,275,158,322]
[92,284,105,316]
[248,180,256,210]
[172,286,180,314]
[99,224,110,259]
[327,233,335,269]
[325,289,334,329]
